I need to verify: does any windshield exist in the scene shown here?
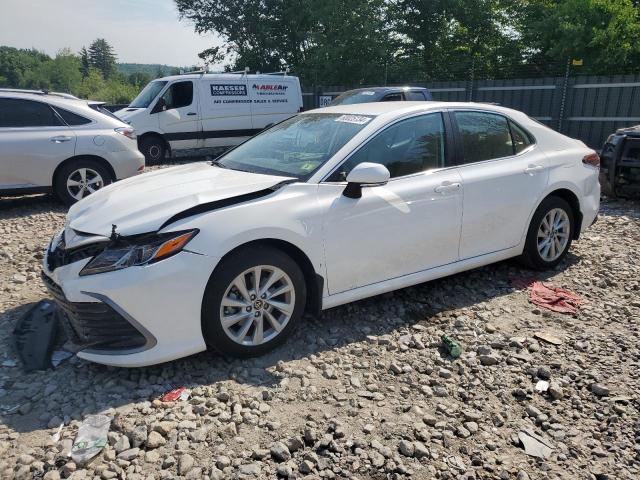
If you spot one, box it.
[129,81,168,108]
[216,113,374,179]
[330,90,384,106]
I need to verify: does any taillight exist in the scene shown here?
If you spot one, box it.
[582,152,600,167]
[115,127,136,140]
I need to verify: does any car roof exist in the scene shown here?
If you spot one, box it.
[304,101,525,119]
[616,125,640,137]
[341,86,428,94]
[155,73,299,82]
[0,90,89,107]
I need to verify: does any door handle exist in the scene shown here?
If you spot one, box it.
[186,112,197,116]
[524,165,544,175]
[50,136,72,143]
[434,182,461,194]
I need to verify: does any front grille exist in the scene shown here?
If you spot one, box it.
[41,272,147,351]
[47,233,107,272]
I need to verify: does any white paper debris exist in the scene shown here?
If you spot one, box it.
[535,380,550,392]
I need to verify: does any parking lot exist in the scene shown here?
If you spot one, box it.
[0,157,637,479]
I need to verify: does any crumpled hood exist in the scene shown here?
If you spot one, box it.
[66,162,294,238]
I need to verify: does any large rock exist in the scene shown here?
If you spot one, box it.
[270,442,291,462]
[146,431,166,449]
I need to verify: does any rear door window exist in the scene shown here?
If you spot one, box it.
[0,98,63,127]
[454,111,515,164]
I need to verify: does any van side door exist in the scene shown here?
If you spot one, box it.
[155,80,201,150]
[201,78,252,147]
[250,78,299,130]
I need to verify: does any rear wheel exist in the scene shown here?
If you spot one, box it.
[202,246,306,357]
[520,196,574,270]
[139,135,166,164]
[54,158,112,206]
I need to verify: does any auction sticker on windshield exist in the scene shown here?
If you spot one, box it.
[335,115,371,125]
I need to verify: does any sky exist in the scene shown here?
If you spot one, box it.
[0,0,223,67]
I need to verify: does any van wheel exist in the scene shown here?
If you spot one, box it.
[139,135,166,164]
[520,196,574,270]
[54,158,112,206]
[202,246,306,357]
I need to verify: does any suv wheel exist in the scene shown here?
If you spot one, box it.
[521,196,574,270]
[54,158,112,206]
[202,246,306,357]
[139,135,166,164]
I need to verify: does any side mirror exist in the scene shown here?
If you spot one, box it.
[151,97,167,114]
[343,162,390,199]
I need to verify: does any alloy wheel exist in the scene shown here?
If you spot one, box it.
[220,266,295,346]
[66,168,104,201]
[537,208,570,262]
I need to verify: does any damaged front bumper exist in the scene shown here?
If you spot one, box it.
[41,232,219,367]
[41,272,154,354]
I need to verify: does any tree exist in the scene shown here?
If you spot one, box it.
[80,47,90,78]
[390,0,528,80]
[523,0,640,74]
[175,0,393,85]
[87,38,117,78]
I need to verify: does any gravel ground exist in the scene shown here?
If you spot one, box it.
[0,163,639,480]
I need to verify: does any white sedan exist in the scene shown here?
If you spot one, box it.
[42,102,600,366]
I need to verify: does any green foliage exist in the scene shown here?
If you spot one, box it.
[175,0,640,83]
[80,47,90,78]
[87,38,117,79]
[118,63,180,78]
[523,0,640,74]
[0,44,148,104]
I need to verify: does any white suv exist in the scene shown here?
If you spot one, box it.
[42,102,600,367]
[0,90,145,204]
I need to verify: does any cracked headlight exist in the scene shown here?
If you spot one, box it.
[79,229,198,276]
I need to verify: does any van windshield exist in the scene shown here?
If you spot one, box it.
[129,81,168,108]
[330,90,384,106]
[216,113,374,179]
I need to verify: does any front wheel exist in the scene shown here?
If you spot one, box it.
[202,246,306,357]
[520,196,575,270]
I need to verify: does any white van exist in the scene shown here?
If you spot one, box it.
[115,72,303,162]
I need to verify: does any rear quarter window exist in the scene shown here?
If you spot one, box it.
[405,91,426,101]
[53,106,92,126]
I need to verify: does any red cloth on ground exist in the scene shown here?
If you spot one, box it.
[528,281,583,314]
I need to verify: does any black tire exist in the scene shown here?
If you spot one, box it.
[53,158,113,206]
[139,135,166,164]
[202,246,306,357]
[520,196,575,270]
